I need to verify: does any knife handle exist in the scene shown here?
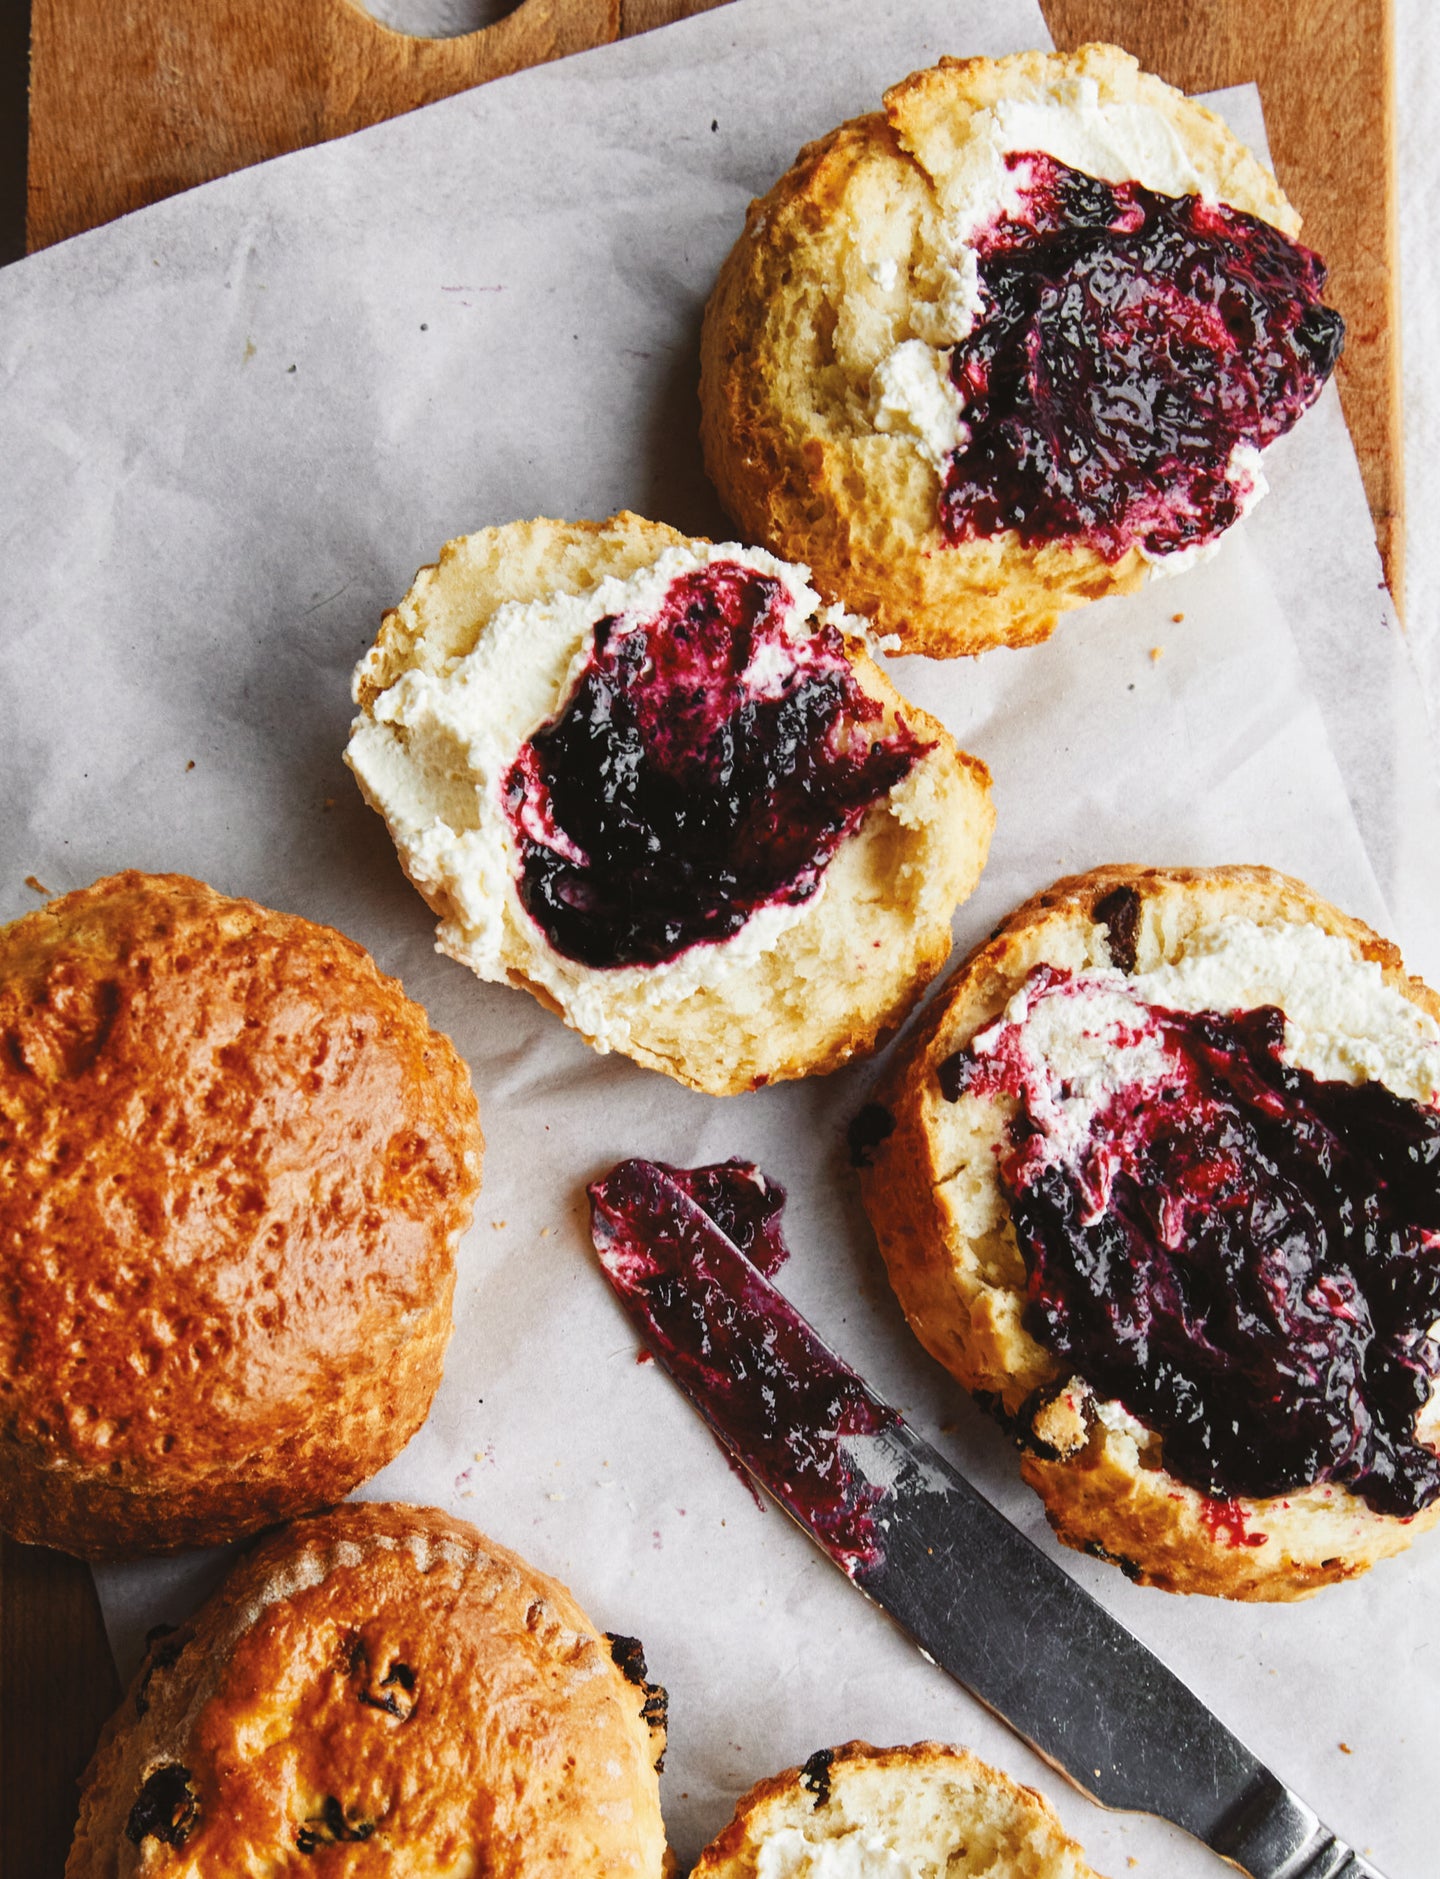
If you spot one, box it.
[1212,1775,1387,1879]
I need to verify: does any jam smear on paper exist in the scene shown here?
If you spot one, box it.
[939,153,1344,560]
[943,977,1440,1514]
[589,1158,895,1574]
[506,562,924,969]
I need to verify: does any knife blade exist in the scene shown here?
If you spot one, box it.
[588,1157,1386,1879]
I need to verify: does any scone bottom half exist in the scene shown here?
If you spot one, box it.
[345,513,994,1096]
[860,864,1440,1599]
[0,872,483,1559]
[68,1503,669,1877]
[699,44,1343,657]
[691,1740,1103,1879]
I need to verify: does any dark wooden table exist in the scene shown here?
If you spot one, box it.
[2,2,1400,1868]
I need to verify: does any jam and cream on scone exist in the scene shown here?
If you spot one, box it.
[0,872,483,1559]
[860,866,1440,1599]
[691,1741,1101,1879]
[68,1503,668,1876]
[347,513,993,1096]
[700,45,1344,656]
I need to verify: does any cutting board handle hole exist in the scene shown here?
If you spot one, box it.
[356,0,525,36]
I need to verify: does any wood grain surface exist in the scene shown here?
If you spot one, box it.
[6,0,1400,1868]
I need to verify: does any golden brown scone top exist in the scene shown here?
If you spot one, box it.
[0,873,482,1554]
[68,1503,669,1876]
[861,864,1440,1599]
[692,1739,1102,1878]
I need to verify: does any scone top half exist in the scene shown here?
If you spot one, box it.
[700,45,1343,656]
[691,1740,1101,1878]
[68,1503,669,1877]
[347,513,993,1095]
[0,872,483,1558]
[861,865,1440,1598]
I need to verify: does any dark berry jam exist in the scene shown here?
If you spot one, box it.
[937,153,1344,559]
[941,971,1440,1515]
[505,561,925,969]
[589,1158,895,1574]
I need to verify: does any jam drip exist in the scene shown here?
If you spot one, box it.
[943,987,1440,1515]
[938,153,1344,559]
[589,1158,895,1574]
[505,563,924,969]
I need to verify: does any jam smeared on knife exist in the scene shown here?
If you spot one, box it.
[939,153,1344,559]
[506,562,925,969]
[588,1158,896,1574]
[941,972,1440,1514]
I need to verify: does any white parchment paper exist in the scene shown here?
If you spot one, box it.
[1,2,1437,1872]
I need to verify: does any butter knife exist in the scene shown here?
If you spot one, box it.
[589,1158,1386,1879]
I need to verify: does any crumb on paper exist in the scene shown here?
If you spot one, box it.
[1150,646,1164,662]
[23,875,50,896]
[1171,612,1184,623]
[242,339,256,364]
[491,1219,506,1230]
[1339,1741,1352,1754]
[185,759,195,772]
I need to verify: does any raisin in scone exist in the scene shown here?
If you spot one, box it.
[700,45,1343,657]
[0,873,482,1558]
[346,513,993,1096]
[68,1503,669,1876]
[860,866,1440,1599]
[691,1741,1102,1879]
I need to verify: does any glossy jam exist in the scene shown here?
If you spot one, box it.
[505,563,925,969]
[942,976,1440,1514]
[938,154,1344,559]
[589,1158,895,1573]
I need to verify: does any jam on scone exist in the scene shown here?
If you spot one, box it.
[937,154,1343,562]
[941,966,1440,1517]
[504,557,927,969]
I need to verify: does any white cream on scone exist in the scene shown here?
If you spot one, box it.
[863,70,1279,567]
[978,914,1440,1126]
[756,1830,916,1879]
[346,541,870,1054]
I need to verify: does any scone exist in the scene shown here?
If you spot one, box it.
[346,513,993,1095]
[860,866,1440,1598]
[691,1740,1101,1878]
[68,1502,669,1876]
[700,45,1344,656]
[0,872,482,1558]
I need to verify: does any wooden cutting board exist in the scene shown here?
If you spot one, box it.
[4,0,1398,1868]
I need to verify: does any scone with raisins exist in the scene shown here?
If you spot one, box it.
[68,1504,668,1875]
[692,1741,1101,1879]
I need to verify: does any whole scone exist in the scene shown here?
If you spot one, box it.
[0,872,482,1558]
[692,1740,1102,1878]
[701,45,1343,656]
[860,866,1440,1598]
[346,513,993,1095]
[68,1502,669,1876]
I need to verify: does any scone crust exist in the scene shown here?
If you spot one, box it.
[348,513,994,1096]
[68,1502,668,1877]
[700,45,1301,657]
[860,864,1440,1599]
[692,1739,1101,1878]
[0,873,483,1558]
